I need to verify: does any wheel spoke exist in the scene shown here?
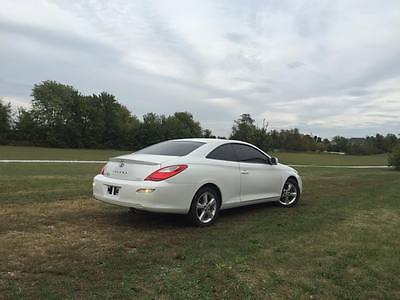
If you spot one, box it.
[197,202,206,209]
[199,210,206,221]
[207,198,216,208]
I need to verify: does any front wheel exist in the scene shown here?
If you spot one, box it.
[189,187,220,227]
[278,178,300,207]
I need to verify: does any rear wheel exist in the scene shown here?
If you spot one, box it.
[278,178,300,207]
[189,187,220,227]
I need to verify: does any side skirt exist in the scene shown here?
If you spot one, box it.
[220,196,281,210]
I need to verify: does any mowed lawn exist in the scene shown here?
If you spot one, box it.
[0,145,388,166]
[0,145,128,161]
[0,147,399,299]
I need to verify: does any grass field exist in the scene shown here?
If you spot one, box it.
[0,145,389,166]
[0,145,127,161]
[273,151,388,166]
[0,147,399,299]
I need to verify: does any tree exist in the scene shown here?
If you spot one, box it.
[202,129,213,138]
[13,108,38,144]
[31,80,81,147]
[383,134,398,152]
[137,113,165,147]
[163,112,203,140]
[0,100,12,144]
[388,145,400,170]
[230,114,257,143]
[329,136,349,152]
[95,92,140,149]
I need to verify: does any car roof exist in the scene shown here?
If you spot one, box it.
[172,138,247,145]
[170,138,270,158]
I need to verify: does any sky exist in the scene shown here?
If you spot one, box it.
[1,0,399,138]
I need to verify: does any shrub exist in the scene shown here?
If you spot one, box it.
[388,145,400,170]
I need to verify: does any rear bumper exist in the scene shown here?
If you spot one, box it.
[92,175,195,214]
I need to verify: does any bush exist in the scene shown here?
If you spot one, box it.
[388,145,400,170]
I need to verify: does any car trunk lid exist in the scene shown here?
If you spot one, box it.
[104,154,176,181]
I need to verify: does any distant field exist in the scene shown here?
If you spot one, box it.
[1,165,399,299]
[0,145,389,166]
[0,145,128,160]
[273,151,388,166]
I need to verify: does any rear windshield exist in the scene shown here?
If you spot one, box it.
[135,140,205,156]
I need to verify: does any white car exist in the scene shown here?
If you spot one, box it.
[93,138,302,226]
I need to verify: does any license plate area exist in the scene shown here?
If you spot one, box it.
[106,185,121,196]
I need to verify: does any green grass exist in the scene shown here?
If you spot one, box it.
[0,161,399,299]
[0,145,128,160]
[273,151,388,166]
[0,145,389,166]
[0,164,100,204]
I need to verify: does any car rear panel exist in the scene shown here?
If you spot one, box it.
[92,174,195,214]
[104,154,177,181]
[94,153,197,213]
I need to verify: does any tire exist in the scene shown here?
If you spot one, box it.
[278,178,300,207]
[189,186,220,227]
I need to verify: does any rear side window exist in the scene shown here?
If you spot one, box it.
[206,144,237,161]
[231,143,269,164]
[136,141,205,156]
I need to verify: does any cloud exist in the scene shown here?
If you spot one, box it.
[0,0,400,138]
[287,61,304,69]
[206,97,246,110]
[225,33,249,43]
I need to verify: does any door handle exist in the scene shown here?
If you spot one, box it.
[241,170,249,175]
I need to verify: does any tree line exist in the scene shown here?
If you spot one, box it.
[230,113,399,155]
[0,80,398,155]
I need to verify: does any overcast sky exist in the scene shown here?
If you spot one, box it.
[1,0,399,137]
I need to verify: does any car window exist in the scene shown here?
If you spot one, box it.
[135,141,205,156]
[231,143,269,164]
[206,143,237,161]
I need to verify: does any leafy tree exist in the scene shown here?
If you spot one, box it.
[388,145,400,170]
[163,112,202,140]
[31,80,81,147]
[0,100,12,144]
[383,134,398,152]
[202,129,214,138]
[230,114,257,143]
[13,108,39,144]
[137,113,165,147]
[329,136,349,153]
[95,92,140,149]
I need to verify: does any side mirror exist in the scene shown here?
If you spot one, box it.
[270,157,279,165]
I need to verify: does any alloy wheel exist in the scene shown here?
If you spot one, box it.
[279,181,298,206]
[196,192,217,224]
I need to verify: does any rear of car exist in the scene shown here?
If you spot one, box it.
[92,140,205,213]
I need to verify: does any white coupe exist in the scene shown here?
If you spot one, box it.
[93,138,302,226]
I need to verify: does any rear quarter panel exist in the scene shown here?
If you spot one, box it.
[166,157,241,208]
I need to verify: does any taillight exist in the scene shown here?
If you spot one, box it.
[145,165,188,181]
[100,165,105,175]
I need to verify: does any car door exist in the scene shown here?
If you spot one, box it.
[205,143,241,207]
[231,143,283,203]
